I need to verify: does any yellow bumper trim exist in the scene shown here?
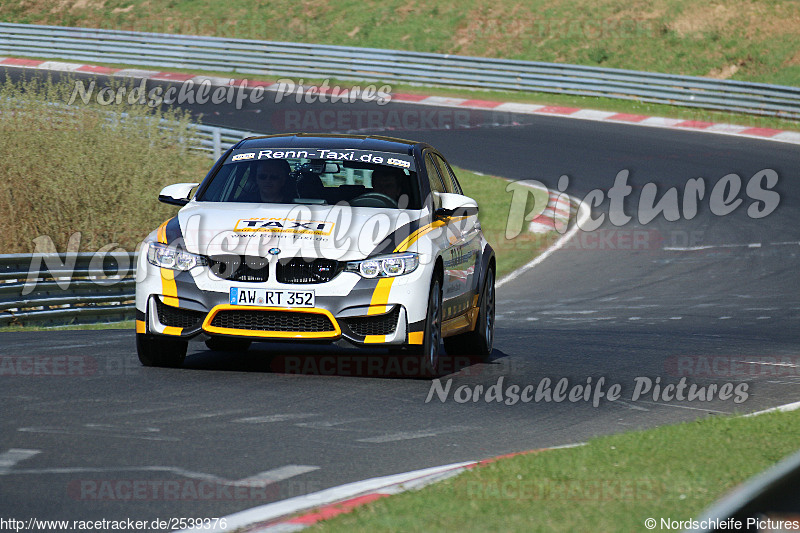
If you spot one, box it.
[202,305,341,339]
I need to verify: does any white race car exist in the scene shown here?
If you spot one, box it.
[135,134,495,375]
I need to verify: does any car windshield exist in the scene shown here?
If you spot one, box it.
[198,148,421,209]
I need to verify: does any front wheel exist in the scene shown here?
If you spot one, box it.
[412,276,444,377]
[443,268,495,362]
[136,334,187,368]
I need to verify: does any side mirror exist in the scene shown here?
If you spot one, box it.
[158,183,199,206]
[434,192,479,218]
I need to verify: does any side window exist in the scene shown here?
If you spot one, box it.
[425,154,446,194]
[431,154,462,195]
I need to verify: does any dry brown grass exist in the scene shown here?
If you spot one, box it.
[0,76,211,253]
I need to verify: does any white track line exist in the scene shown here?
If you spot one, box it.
[0,449,40,473]
[356,425,472,443]
[743,400,800,418]
[180,462,475,532]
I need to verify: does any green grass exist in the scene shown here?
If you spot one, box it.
[0,320,134,332]
[1,0,799,87]
[309,409,800,532]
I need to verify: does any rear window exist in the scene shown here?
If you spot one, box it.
[198,148,420,209]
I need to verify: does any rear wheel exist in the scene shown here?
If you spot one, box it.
[205,337,252,352]
[443,268,495,362]
[136,333,187,368]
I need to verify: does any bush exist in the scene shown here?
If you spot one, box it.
[0,74,211,253]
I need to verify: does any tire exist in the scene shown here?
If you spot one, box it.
[412,275,444,377]
[443,267,495,362]
[205,337,252,352]
[136,333,187,368]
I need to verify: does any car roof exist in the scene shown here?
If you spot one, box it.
[234,133,429,155]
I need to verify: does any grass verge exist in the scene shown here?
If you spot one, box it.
[457,168,554,279]
[0,320,135,333]
[309,409,800,532]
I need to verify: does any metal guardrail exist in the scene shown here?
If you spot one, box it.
[1,95,253,160]
[191,124,253,159]
[0,253,137,326]
[1,22,799,119]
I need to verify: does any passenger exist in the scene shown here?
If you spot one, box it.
[371,168,407,206]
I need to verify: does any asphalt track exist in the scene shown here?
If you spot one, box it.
[0,69,798,527]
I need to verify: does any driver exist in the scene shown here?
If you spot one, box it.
[371,167,407,205]
[255,159,294,203]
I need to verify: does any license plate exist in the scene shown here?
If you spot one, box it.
[229,288,315,307]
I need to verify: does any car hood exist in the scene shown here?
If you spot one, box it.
[176,202,426,261]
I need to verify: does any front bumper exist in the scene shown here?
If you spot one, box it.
[141,294,410,345]
[135,249,428,346]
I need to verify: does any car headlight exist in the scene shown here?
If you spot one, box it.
[345,253,419,279]
[147,242,208,271]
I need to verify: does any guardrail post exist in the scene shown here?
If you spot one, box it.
[212,127,222,160]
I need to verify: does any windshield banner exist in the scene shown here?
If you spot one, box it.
[226,148,415,170]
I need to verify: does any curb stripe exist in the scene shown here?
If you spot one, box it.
[609,113,649,122]
[285,494,388,525]
[675,120,715,129]
[2,55,798,145]
[152,72,196,81]
[76,64,119,74]
[1,58,44,66]
[740,127,783,137]
[235,444,587,532]
[461,99,503,108]
[180,462,475,532]
[537,105,581,114]
[38,61,81,71]
[393,93,431,102]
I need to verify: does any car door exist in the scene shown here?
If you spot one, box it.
[426,152,481,319]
